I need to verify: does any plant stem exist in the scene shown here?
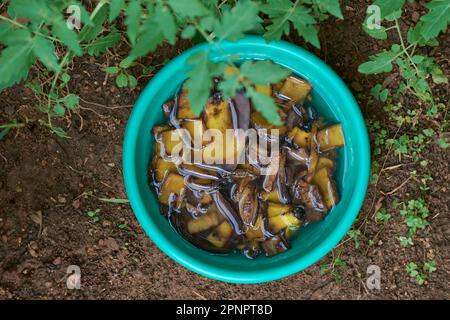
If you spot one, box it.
[0,121,26,129]
[46,0,109,127]
[394,20,436,107]
[0,15,61,43]
[394,19,420,77]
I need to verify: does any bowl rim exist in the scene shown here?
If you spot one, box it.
[123,36,370,283]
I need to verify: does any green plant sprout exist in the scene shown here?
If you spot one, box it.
[87,208,101,222]
[359,0,449,114]
[406,260,436,285]
[320,247,347,283]
[399,198,429,236]
[375,208,391,223]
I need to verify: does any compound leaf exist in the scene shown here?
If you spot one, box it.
[240,60,291,85]
[419,0,450,40]
[246,86,282,125]
[214,0,260,41]
[87,29,121,56]
[184,52,214,116]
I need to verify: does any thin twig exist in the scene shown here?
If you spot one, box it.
[366,121,404,216]
[381,176,413,196]
[78,105,109,118]
[192,290,207,300]
[79,97,134,109]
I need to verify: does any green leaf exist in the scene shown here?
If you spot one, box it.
[119,58,134,69]
[423,260,437,273]
[52,104,66,116]
[363,19,387,40]
[214,0,260,41]
[406,262,418,273]
[262,1,319,47]
[79,4,108,42]
[358,49,398,74]
[63,94,79,110]
[116,73,128,88]
[128,19,165,60]
[200,16,216,31]
[52,18,83,56]
[291,17,320,48]
[109,0,125,22]
[128,74,138,88]
[373,0,405,19]
[407,23,439,47]
[263,16,290,41]
[431,65,448,84]
[261,0,297,41]
[0,24,33,46]
[104,66,120,74]
[125,0,142,45]
[181,25,197,39]
[184,52,214,116]
[437,138,449,149]
[422,128,434,137]
[218,74,241,100]
[8,0,51,23]
[86,29,121,56]
[261,0,293,19]
[318,0,343,19]
[118,223,129,229]
[143,65,155,74]
[240,60,291,85]
[51,127,67,138]
[0,28,32,46]
[0,43,36,90]
[61,73,71,85]
[154,4,177,45]
[398,236,413,247]
[371,84,389,102]
[246,86,282,125]
[419,0,450,40]
[167,0,209,18]
[33,36,60,72]
[384,9,402,22]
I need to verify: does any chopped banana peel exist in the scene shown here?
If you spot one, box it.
[313,167,339,209]
[206,221,234,248]
[269,213,301,233]
[287,127,312,148]
[317,124,345,151]
[150,73,345,259]
[154,157,177,182]
[278,75,312,103]
[267,202,292,217]
[159,173,186,207]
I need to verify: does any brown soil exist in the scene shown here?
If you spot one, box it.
[0,1,449,299]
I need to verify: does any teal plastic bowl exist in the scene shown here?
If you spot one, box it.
[123,36,370,283]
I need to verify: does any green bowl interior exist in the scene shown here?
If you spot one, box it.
[123,37,370,283]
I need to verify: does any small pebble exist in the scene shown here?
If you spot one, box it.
[58,195,67,204]
[72,199,81,209]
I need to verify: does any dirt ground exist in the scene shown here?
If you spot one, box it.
[0,1,449,299]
